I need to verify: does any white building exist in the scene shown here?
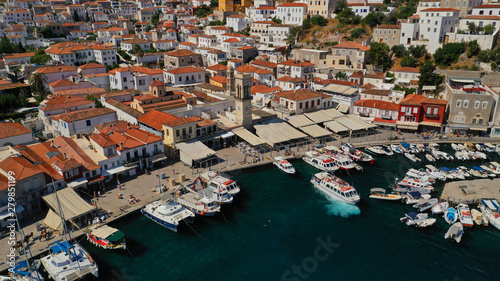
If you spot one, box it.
[163,67,205,87]
[51,108,117,137]
[276,3,307,26]
[227,15,253,32]
[109,66,164,91]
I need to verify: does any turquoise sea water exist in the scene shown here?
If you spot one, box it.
[83,144,500,281]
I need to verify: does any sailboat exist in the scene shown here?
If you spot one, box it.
[40,186,98,281]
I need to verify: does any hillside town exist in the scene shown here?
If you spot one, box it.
[2,0,500,278]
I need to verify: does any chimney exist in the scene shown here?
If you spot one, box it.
[120,142,123,149]
[51,141,55,148]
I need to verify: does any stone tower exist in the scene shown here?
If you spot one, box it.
[234,73,252,126]
[226,65,235,95]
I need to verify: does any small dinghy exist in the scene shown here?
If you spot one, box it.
[445,222,464,243]
[413,198,439,212]
[400,212,436,227]
[471,209,488,226]
[444,207,458,225]
[425,154,435,162]
[369,188,403,201]
[431,202,449,214]
[404,153,421,163]
[390,144,403,154]
[402,191,431,205]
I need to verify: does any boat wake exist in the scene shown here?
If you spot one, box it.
[324,198,361,218]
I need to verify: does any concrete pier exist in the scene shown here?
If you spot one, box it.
[440,178,500,205]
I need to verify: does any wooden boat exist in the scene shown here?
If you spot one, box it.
[86,224,126,250]
[369,188,402,200]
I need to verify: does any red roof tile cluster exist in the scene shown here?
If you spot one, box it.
[0,123,32,139]
[354,99,399,111]
[275,89,327,101]
[138,110,199,130]
[400,94,426,106]
[0,157,44,181]
[52,108,115,123]
[53,136,100,171]
[332,41,370,51]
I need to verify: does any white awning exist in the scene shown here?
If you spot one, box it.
[151,155,168,163]
[422,86,437,91]
[43,187,95,220]
[300,124,332,138]
[101,165,129,177]
[255,119,307,145]
[304,111,334,124]
[324,121,349,133]
[322,108,344,119]
[44,209,63,231]
[469,126,488,131]
[219,131,235,139]
[287,115,315,128]
[232,127,266,146]
[450,78,476,83]
[67,177,88,189]
[176,140,216,166]
[337,104,350,113]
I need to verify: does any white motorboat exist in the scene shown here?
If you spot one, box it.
[390,144,403,154]
[175,186,221,216]
[471,208,488,226]
[457,167,471,178]
[400,212,436,227]
[141,199,195,232]
[475,143,484,151]
[332,153,362,171]
[402,191,432,205]
[425,154,435,162]
[273,157,296,174]
[455,151,469,161]
[413,198,438,212]
[444,207,458,225]
[41,241,98,281]
[456,203,474,227]
[488,161,500,173]
[186,177,233,204]
[365,146,387,156]
[445,222,464,243]
[480,199,500,231]
[474,151,488,160]
[429,143,440,151]
[480,165,500,176]
[431,202,449,214]
[471,166,494,178]
[303,151,339,172]
[404,152,421,163]
[406,169,436,183]
[200,170,241,196]
[369,188,403,200]
[451,143,460,151]
[345,149,374,164]
[397,177,434,194]
[483,143,496,153]
[310,172,360,204]
[424,165,447,181]
[438,167,455,180]
[382,145,394,156]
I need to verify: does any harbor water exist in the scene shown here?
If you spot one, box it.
[83,144,500,281]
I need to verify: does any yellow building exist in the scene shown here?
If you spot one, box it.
[219,0,252,13]
[209,75,227,89]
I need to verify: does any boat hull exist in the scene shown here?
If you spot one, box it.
[86,233,126,250]
[141,209,180,232]
[310,179,360,204]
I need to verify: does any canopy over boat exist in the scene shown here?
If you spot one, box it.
[439,167,450,171]
[416,198,429,205]
[11,260,30,276]
[400,142,411,148]
[408,191,422,198]
[406,212,418,220]
[90,225,124,242]
[370,188,386,193]
[482,199,500,211]
[472,166,483,171]
[425,165,437,170]
[50,241,73,253]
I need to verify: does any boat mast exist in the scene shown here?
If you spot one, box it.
[14,210,42,281]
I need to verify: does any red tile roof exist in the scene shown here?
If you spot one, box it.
[421,98,448,105]
[332,41,370,51]
[0,157,44,181]
[78,62,106,69]
[53,136,100,171]
[354,99,399,111]
[52,108,115,123]
[138,109,199,130]
[165,49,198,57]
[276,89,326,101]
[49,79,77,88]
[393,67,419,73]
[37,65,77,74]
[207,64,228,71]
[0,122,32,139]
[166,66,205,74]
[400,94,426,106]
[251,59,277,68]
[421,8,459,12]
[210,75,227,84]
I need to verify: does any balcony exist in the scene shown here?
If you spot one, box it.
[425,113,439,118]
[380,114,392,120]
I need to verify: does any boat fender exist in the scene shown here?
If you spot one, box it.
[200,211,205,216]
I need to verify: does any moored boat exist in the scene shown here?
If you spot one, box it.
[142,199,195,232]
[425,154,435,162]
[365,146,387,156]
[273,157,296,174]
[400,212,436,227]
[310,172,360,204]
[457,203,474,227]
[186,177,233,204]
[444,207,458,225]
[431,202,449,214]
[200,170,241,196]
[175,186,221,216]
[402,191,431,205]
[86,224,126,250]
[445,222,464,243]
[479,199,500,231]
[332,153,362,171]
[369,188,402,200]
[471,208,488,226]
[41,241,98,281]
[390,144,403,154]
[303,151,339,172]
[413,198,438,212]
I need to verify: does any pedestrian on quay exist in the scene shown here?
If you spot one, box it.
[173,168,175,174]
[120,206,124,214]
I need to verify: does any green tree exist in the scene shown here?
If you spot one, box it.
[335,71,348,80]
[350,27,367,39]
[366,42,392,71]
[477,49,493,62]
[400,55,419,67]
[152,13,160,27]
[29,72,49,101]
[85,11,90,22]
[286,26,304,46]
[271,17,282,24]
[86,94,103,108]
[0,35,14,54]
[484,24,495,35]
[418,61,444,88]
[391,44,406,58]
[396,1,417,19]
[336,8,360,25]
[335,0,348,13]
[433,43,466,66]
[39,27,53,38]
[408,45,426,58]
[30,49,50,64]
[361,11,385,27]
[310,15,327,26]
[194,5,212,18]
[467,40,480,58]
[15,42,25,53]
[73,10,80,22]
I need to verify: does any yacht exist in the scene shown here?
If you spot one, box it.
[332,153,362,171]
[310,172,360,204]
[445,222,464,243]
[396,177,434,194]
[0,260,44,281]
[480,199,500,231]
[40,241,98,281]
[365,146,387,156]
[382,145,394,156]
[200,170,240,196]
[175,186,221,216]
[456,203,474,227]
[273,157,296,174]
[86,224,126,250]
[186,177,233,204]
[302,151,339,172]
[142,199,195,232]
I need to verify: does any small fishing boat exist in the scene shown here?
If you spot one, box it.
[310,172,360,204]
[402,191,431,205]
[471,166,495,178]
[445,222,464,243]
[142,199,195,232]
[474,151,488,160]
[457,203,474,227]
[444,207,458,225]
[479,199,500,231]
[471,209,488,226]
[400,142,411,153]
[368,188,403,200]
[475,143,485,151]
[303,151,339,172]
[469,167,488,178]
[390,144,403,154]
[451,143,460,151]
[457,166,471,178]
[438,167,455,180]
[413,198,438,212]
[400,212,436,227]
[365,146,387,156]
[480,165,500,176]
[273,157,296,174]
[346,149,374,164]
[175,186,221,216]
[425,154,435,162]
[404,152,421,163]
[186,177,233,204]
[200,170,241,196]
[332,153,362,170]
[431,202,449,214]
[455,150,468,161]
[425,165,447,181]
[86,224,126,250]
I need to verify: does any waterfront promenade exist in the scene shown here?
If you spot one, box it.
[441,178,500,204]
[1,130,500,272]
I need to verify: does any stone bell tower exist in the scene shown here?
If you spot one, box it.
[226,65,235,96]
[234,72,252,126]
